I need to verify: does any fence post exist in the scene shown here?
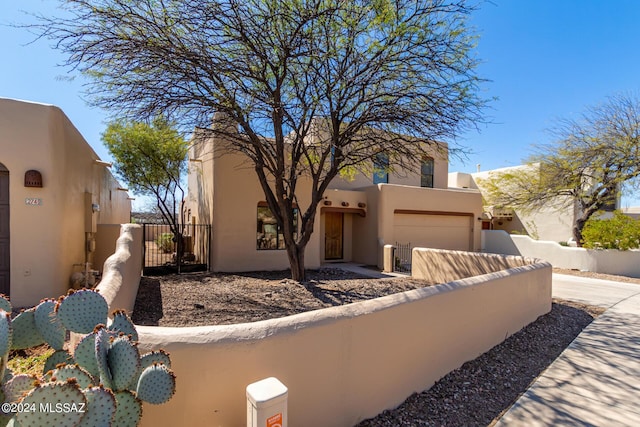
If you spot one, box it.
[383,244,395,273]
[246,377,288,427]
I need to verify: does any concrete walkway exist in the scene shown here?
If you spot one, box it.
[496,273,640,426]
[320,262,408,279]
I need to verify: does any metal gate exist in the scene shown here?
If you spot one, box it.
[394,242,412,273]
[142,223,211,275]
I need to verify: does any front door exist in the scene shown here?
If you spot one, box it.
[0,166,9,296]
[324,212,343,260]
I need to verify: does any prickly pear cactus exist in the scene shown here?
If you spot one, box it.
[0,296,11,314]
[73,334,99,378]
[107,336,140,392]
[108,311,138,342]
[0,289,175,427]
[43,350,74,374]
[55,290,109,334]
[34,300,66,351]
[16,380,86,427]
[135,363,176,405]
[112,391,142,427]
[10,309,45,350]
[78,386,116,427]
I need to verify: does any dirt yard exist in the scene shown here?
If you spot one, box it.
[132,268,434,326]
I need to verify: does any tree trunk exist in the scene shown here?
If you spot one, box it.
[287,244,306,281]
[573,223,584,247]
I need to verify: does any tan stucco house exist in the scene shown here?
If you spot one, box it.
[449,165,619,242]
[185,116,482,272]
[0,98,131,307]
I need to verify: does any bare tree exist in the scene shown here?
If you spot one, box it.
[480,93,640,245]
[37,0,486,280]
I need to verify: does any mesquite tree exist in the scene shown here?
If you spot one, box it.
[37,0,485,280]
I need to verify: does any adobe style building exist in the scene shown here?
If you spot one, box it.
[449,164,619,242]
[0,98,131,307]
[185,115,483,272]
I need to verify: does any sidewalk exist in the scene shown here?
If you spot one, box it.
[496,274,640,426]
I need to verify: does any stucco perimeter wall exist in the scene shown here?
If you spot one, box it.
[412,247,535,283]
[95,224,142,315]
[136,262,551,427]
[484,230,640,278]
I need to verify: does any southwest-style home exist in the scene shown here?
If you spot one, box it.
[185,115,483,272]
[449,165,619,243]
[0,98,131,307]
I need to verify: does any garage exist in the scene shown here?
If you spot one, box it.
[393,210,473,251]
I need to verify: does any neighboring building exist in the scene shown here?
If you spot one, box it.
[184,115,482,272]
[449,164,619,242]
[0,98,131,307]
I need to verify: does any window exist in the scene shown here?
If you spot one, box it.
[256,203,298,250]
[373,153,389,184]
[420,157,434,188]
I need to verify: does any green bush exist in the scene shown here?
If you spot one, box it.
[156,232,174,253]
[582,211,640,250]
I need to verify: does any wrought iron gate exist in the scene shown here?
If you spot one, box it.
[394,242,412,273]
[142,223,211,275]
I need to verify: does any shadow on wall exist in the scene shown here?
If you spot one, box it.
[412,247,534,284]
[482,230,522,256]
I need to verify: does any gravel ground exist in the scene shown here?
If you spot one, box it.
[132,268,434,327]
[132,267,607,426]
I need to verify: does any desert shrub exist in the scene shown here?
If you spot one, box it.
[582,211,640,250]
[156,232,174,253]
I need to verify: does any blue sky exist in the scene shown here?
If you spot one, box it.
[2,1,640,207]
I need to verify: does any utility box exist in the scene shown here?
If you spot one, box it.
[246,377,287,427]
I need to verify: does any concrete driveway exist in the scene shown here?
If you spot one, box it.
[496,273,640,426]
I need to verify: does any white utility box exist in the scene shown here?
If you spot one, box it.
[246,377,288,427]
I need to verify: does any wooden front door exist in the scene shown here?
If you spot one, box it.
[324,212,343,260]
[0,168,9,296]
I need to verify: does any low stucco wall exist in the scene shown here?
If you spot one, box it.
[135,256,551,427]
[94,224,123,274]
[411,247,533,283]
[95,224,143,315]
[483,230,640,278]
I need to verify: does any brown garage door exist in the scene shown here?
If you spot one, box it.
[393,212,472,251]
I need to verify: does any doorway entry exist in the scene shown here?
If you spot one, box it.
[324,212,343,260]
[0,164,9,296]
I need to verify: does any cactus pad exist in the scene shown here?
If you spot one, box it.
[34,300,66,351]
[136,363,176,405]
[78,386,116,427]
[16,381,87,427]
[0,312,12,362]
[56,290,108,334]
[107,311,138,342]
[73,333,100,379]
[3,374,38,403]
[43,350,74,375]
[128,350,171,390]
[113,390,142,427]
[48,365,94,390]
[10,309,45,350]
[94,328,112,390]
[0,295,11,314]
[107,336,140,392]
